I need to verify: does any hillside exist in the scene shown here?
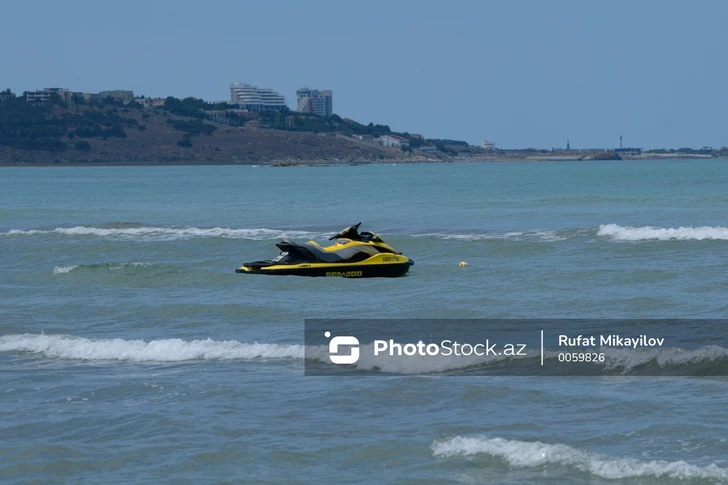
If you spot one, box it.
[0,98,444,165]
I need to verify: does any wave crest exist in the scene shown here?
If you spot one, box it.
[598,224,728,241]
[53,265,79,274]
[412,230,564,241]
[598,345,728,373]
[0,334,303,362]
[432,436,728,480]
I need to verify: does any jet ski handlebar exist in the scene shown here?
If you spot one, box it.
[329,222,362,240]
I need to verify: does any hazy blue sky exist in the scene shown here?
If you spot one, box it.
[2,0,726,148]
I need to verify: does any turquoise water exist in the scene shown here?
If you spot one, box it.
[2,160,728,484]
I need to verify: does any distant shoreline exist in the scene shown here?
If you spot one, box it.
[1,156,725,168]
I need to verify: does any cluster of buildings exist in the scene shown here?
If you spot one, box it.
[18,87,166,107]
[229,83,333,117]
[18,82,336,119]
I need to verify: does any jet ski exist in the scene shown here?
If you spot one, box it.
[236,223,414,277]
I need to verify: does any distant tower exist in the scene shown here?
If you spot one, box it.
[620,135,623,149]
[567,138,570,150]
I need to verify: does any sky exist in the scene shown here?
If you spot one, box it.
[2,0,726,149]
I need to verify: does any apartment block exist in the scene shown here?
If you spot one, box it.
[296,87,333,117]
[230,83,287,111]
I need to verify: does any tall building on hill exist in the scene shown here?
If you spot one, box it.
[229,83,287,111]
[296,87,333,117]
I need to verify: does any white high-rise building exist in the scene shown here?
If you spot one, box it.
[296,87,333,117]
[229,83,287,111]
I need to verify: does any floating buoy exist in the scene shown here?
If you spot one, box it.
[459,261,469,268]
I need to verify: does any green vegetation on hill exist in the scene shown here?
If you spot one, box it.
[428,138,469,146]
[0,92,68,151]
[163,97,209,119]
[0,91,140,151]
[257,110,395,138]
[157,96,443,149]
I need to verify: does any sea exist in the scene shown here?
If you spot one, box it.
[1,160,728,484]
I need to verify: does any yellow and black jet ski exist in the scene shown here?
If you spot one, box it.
[236,223,414,277]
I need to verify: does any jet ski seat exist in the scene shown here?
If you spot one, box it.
[278,240,343,263]
[277,240,378,263]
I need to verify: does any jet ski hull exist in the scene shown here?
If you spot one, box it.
[236,259,414,278]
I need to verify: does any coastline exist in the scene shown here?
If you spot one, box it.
[1,154,725,167]
[2,101,722,168]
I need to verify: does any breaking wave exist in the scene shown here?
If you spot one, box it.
[412,230,565,242]
[592,345,728,373]
[0,334,303,362]
[0,335,512,372]
[3,226,326,241]
[4,335,728,375]
[52,262,153,274]
[432,435,728,481]
[406,225,728,242]
[598,224,728,241]
[52,265,79,274]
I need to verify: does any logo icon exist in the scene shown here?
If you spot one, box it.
[325,331,360,364]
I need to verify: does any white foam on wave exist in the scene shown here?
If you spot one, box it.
[53,265,78,274]
[432,435,728,481]
[3,226,326,241]
[412,230,564,242]
[7,229,46,235]
[598,345,728,373]
[108,262,152,270]
[598,224,728,241]
[52,262,153,274]
[0,334,303,362]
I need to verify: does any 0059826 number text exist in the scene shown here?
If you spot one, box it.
[557,352,605,363]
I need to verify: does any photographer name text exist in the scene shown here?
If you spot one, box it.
[559,334,665,349]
